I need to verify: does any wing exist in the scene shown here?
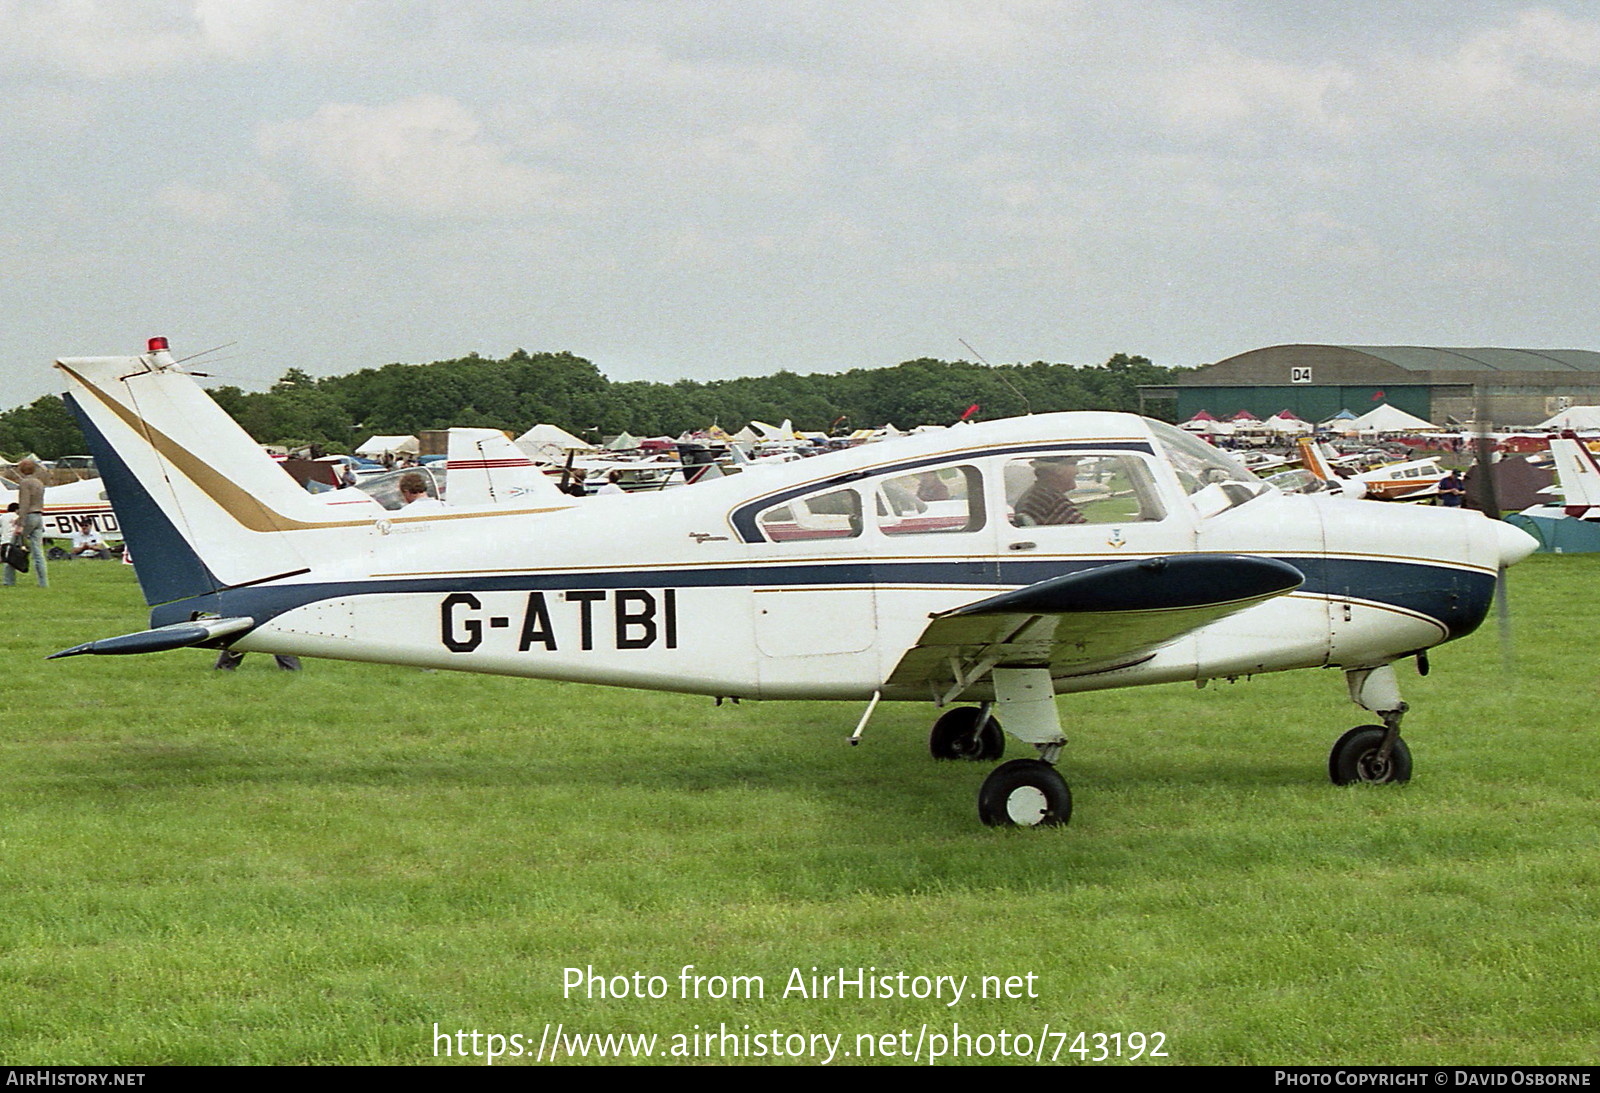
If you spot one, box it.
[886,554,1304,692]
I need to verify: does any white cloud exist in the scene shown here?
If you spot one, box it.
[258,96,561,218]
[0,0,196,78]
[1159,52,1356,139]
[191,0,346,59]
[1394,8,1600,134]
[156,174,285,225]
[0,0,363,77]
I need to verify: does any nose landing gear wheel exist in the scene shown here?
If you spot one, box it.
[1329,725,1413,785]
[978,759,1072,827]
[929,706,1005,761]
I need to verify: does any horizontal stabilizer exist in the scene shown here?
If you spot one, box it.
[49,616,255,659]
[888,554,1304,688]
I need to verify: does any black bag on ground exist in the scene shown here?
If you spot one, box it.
[3,539,30,573]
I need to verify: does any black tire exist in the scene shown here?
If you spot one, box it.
[1329,725,1413,785]
[977,759,1072,827]
[47,547,68,561]
[929,706,1005,761]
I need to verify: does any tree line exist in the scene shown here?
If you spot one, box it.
[0,350,1188,459]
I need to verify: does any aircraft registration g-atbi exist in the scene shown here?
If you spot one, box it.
[52,340,1539,828]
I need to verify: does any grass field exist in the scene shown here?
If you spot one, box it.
[0,556,1595,1066]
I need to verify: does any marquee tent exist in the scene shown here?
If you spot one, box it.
[355,435,419,458]
[515,423,594,464]
[1349,403,1438,434]
[1265,410,1313,435]
[1534,406,1600,431]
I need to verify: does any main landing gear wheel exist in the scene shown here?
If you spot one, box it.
[929,706,1005,761]
[1328,725,1413,785]
[978,759,1072,827]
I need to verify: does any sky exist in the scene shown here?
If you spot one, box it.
[4,0,1600,408]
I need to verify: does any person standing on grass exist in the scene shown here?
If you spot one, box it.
[1438,469,1466,507]
[3,459,48,587]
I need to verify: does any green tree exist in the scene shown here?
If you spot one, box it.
[0,396,86,460]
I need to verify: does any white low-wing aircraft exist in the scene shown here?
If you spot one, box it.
[1294,438,1447,501]
[51,340,1538,827]
[1,474,124,543]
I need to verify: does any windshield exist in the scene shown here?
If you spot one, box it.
[1147,419,1271,515]
[355,467,447,510]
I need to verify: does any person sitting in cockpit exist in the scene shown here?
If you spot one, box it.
[1011,458,1087,526]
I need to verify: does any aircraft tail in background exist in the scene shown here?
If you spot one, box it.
[1549,433,1600,516]
[445,428,572,508]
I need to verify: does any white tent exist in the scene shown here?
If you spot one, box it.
[355,434,419,457]
[748,419,796,442]
[1534,406,1600,431]
[1266,411,1313,435]
[1349,403,1438,434]
[516,423,589,450]
[515,423,593,464]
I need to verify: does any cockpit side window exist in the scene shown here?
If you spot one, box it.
[1004,454,1167,526]
[756,486,863,541]
[876,465,985,536]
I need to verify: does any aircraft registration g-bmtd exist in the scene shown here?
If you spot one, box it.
[52,340,1538,828]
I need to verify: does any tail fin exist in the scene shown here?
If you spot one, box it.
[1296,436,1337,482]
[1294,437,1367,498]
[1549,432,1600,514]
[445,428,572,508]
[57,341,352,606]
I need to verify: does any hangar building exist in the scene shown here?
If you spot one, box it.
[1138,345,1600,427]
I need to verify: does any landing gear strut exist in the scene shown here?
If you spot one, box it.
[935,668,1070,828]
[1332,665,1413,785]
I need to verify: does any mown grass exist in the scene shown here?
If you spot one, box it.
[0,556,1595,1065]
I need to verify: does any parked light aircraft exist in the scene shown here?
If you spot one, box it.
[307,427,575,515]
[1543,434,1600,520]
[1,474,124,543]
[1518,434,1600,523]
[1295,438,1446,501]
[51,340,1538,827]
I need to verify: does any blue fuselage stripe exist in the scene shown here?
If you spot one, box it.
[151,555,1496,644]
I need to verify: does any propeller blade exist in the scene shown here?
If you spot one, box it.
[1471,384,1513,664]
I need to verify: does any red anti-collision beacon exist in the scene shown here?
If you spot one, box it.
[147,336,169,353]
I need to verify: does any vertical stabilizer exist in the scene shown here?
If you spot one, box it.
[1297,436,1336,482]
[1549,433,1600,515]
[57,341,352,605]
[445,428,573,508]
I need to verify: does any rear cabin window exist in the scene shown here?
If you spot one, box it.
[1004,454,1166,526]
[876,466,984,536]
[756,486,863,541]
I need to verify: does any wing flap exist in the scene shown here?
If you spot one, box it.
[887,554,1304,687]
